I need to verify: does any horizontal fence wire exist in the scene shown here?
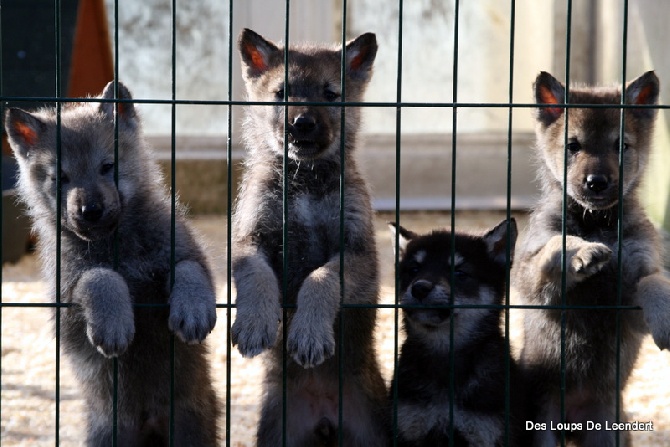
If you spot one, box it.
[0,0,656,446]
[2,96,668,110]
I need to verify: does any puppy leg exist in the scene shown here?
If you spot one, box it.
[286,258,340,368]
[73,268,135,358]
[168,260,217,343]
[636,272,670,350]
[539,235,612,290]
[231,249,282,357]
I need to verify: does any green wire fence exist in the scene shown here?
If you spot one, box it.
[0,1,666,446]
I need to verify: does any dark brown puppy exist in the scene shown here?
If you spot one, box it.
[514,71,670,447]
[231,29,388,446]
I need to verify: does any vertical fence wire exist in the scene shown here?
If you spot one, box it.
[615,2,630,446]
[54,0,63,443]
[503,1,517,445]
[337,1,348,445]
[168,0,179,445]
[448,1,461,445]
[225,1,235,445]
[391,0,404,444]
[559,2,574,446]
[111,1,122,443]
[281,3,291,446]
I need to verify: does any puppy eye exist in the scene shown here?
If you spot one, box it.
[52,170,69,184]
[452,269,469,280]
[407,261,421,274]
[566,141,582,152]
[324,88,340,102]
[100,162,115,175]
[275,84,288,99]
[614,138,629,152]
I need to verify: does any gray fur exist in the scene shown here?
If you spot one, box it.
[514,71,669,447]
[231,29,388,446]
[5,81,220,446]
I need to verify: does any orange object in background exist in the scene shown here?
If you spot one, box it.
[68,0,114,98]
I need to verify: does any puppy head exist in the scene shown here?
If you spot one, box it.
[389,218,517,350]
[238,28,377,161]
[533,71,659,210]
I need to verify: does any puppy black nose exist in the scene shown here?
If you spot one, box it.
[81,204,103,222]
[411,280,434,301]
[586,174,609,193]
[291,114,316,134]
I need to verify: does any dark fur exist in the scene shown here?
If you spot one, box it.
[389,219,526,446]
[231,29,388,446]
[5,82,220,446]
[514,71,670,447]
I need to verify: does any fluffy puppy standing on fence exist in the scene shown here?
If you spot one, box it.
[231,29,388,446]
[5,82,219,446]
[514,71,670,447]
[389,219,527,446]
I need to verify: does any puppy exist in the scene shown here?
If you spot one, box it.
[390,218,525,446]
[514,71,670,447]
[230,29,388,446]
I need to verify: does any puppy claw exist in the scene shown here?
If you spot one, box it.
[571,242,611,279]
[87,319,135,358]
[231,316,279,358]
[169,298,217,344]
[286,325,335,368]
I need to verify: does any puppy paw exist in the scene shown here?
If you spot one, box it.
[231,306,281,357]
[169,260,217,344]
[75,268,135,357]
[169,292,217,344]
[287,318,335,368]
[86,308,135,358]
[570,242,611,280]
[637,274,670,350]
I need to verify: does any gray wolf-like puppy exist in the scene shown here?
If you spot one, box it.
[514,71,670,447]
[231,29,388,446]
[389,219,526,446]
[5,82,219,446]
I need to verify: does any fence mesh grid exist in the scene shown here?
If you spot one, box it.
[1,0,668,446]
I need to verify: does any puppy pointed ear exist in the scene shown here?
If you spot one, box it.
[238,28,281,79]
[534,71,565,126]
[5,108,47,160]
[388,222,415,258]
[625,71,659,119]
[483,218,518,266]
[99,81,137,125]
[345,32,377,82]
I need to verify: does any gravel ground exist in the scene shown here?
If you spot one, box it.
[2,211,670,446]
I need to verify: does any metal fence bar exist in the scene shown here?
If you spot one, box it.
[559,1,574,446]
[337,1,348,445]
[503,1,517,445]
[391,0,404,444]
[168,0,179,445]
[448,0,461,445]
[225,1,235,445]
[53,0,63,444]
[281,3,291,446]
[615,2,631,446]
